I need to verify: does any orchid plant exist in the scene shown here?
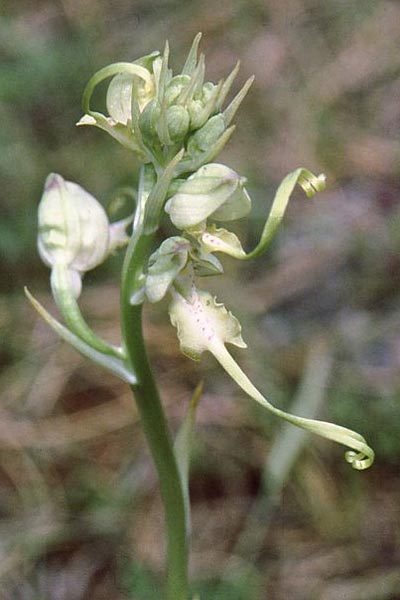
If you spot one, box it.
[26,34,374,599]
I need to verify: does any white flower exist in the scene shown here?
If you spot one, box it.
[38,173,130,297]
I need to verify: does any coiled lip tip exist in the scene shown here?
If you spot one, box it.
[345,449,375,470]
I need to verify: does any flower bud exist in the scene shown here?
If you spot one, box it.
[38,174,110,275]
[139,100,161,142]
[187,114,226,156]
[188,99,204,130]
[200,82,217,104]
[166,105,190,142]
[165,75,191,106]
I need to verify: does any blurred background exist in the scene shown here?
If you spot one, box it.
[1,1,399,598]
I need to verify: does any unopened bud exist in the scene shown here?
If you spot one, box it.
[187,114,225,156]
[167,105,190,141]
[139,100,161,141]
[38,174,110,275]
[188,99,204,130]
[165,75,191,106]
[200,82,217,104]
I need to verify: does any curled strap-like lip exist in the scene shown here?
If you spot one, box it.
[209,340,375,471]
[82,62,153,116]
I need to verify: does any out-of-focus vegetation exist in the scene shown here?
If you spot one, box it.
[1,1,399,598]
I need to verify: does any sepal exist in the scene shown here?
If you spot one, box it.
[106,64,156,122]
[76,113,145,156]
[109,216,133,253]
[165,163,249,229]
[82,61,156,124]
[190,247,224,276]
[166,105,190,141]
[165,75,191,105]
[210,182,251,221]
[145,237,190,303]
[176,126,236,176]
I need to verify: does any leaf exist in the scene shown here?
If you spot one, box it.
[174,381,203,533]
[223,75,254,126]
[215,60,240,111]
[25,288,137,385]
[143,148,185,233]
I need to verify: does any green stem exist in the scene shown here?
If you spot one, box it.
[121,230,189,600]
